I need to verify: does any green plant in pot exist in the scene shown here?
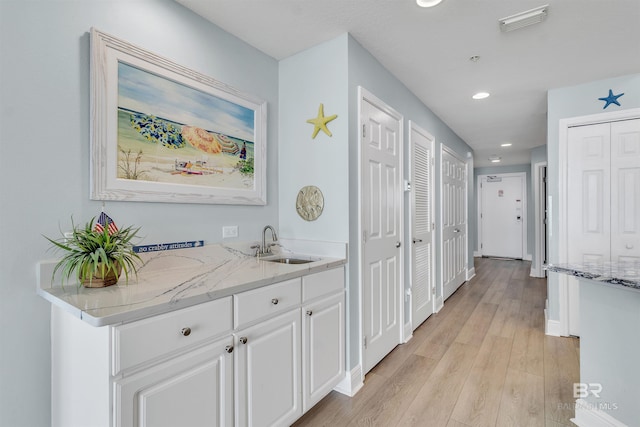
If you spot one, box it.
[45,216,141,288]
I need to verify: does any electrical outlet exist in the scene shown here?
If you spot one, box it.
[222,226,238,239]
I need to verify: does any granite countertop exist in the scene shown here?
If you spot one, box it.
[37,240,347,327]
[545,262,640,291]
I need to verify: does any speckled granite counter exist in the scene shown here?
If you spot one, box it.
[545,262,640,291]
[37,240,346,327]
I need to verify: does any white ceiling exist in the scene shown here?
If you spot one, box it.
[176,0,640,167]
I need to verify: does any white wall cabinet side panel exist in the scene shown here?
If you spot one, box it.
[115,337,234,427]
[235,309,302,427]
[302,292,345,411]
[611,119,640,263]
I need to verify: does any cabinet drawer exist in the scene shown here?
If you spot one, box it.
[234,278,301,328]
[112,297,232,375]
[302,268,344,302]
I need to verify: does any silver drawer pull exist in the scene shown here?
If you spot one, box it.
[239,336,248,344]
[225,345,234,353]
[271,298,279,305]
[306,310,313,316]
[181,327,192,337]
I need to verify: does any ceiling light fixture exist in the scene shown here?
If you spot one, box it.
[501,143,512,147]
[489,155,501,163]
[473,92,490,100]
[416,0,443,8]
[499,4,548,32]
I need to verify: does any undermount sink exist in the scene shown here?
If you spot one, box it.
[261,255,318,264]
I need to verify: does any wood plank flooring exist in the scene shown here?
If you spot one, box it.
[294,257,580,427]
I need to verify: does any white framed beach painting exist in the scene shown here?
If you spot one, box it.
[90,28,267,205]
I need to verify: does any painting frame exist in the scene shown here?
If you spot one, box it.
[90,28,267,205]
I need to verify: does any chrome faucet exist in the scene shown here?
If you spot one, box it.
[260,225,278,256]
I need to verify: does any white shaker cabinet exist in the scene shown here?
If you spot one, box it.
[234,309,302,427]
[301,268,345,412]
[49,266,345,427]
[114,336,234,427]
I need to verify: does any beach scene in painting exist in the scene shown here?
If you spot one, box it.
[117,62,255,189]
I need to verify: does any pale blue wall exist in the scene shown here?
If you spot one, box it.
[0,1,279,426]
[546,73,640,320]
[278,35,349,242]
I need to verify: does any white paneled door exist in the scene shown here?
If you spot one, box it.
[611,119,640,263]
[410,122,435,329]
[479,174,525,259]
[441,146,467,301]
[360,89,403,374]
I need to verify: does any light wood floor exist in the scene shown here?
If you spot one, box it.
[294,257,580,427]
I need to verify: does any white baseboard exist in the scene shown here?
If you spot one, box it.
[473,251,482,257]
[572,399,628,427]
[403,323,413,343]
[524,253,532,261]
[530,265,545,278]
[466,267,476,281]
[545,308,562,337]
[333,364,364,397]
[434,296,444,313]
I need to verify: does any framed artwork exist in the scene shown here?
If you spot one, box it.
[90,28,267,205]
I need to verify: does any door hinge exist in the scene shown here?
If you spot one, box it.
[363,336,367,349]
[481,243,483,249]
[432,222,435,230]
[362,230,367,243]
[432,286,436,294]
[362,124,366,138]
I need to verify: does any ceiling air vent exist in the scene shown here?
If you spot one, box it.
[499,4,548,32]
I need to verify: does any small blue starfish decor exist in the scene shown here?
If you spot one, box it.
[598,89,624,109]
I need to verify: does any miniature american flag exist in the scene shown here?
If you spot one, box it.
[95,212,118,235]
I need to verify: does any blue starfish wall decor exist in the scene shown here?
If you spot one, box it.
[598,89,624,109]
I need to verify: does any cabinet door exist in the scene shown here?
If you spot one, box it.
[235,309,301,427]
[302,293,345,412]
[115,337,234,427]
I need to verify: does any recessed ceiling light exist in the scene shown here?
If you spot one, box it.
[501,143,512,147]
[416,0,443,7]
[499,4,548,32]
[489,155,501,163]
[469,55,480,62]
[473,92,490,100]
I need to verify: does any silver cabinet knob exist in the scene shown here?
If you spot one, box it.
[225,345,234,353]
[271,298,279,305]
[412,238,423,244]
[239,336,248,344]
[395,241,401,248]
[181,327,191,337]
[306,310,313,316]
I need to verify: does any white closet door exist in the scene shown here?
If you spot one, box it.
[611,119,640,263]
[410,122,434,329]
[567,123,611,265]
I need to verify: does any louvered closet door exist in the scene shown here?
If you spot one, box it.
[410,122,434,329]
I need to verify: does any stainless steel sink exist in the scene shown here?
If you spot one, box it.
[261,256,317,264]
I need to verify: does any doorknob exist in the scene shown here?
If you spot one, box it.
[453,229,460,233]
[412,238,423,244]
[396,241,401,248]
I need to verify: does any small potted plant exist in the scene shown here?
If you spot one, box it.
[44,215,141,288]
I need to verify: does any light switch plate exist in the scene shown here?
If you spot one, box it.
[222,226,238,238]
